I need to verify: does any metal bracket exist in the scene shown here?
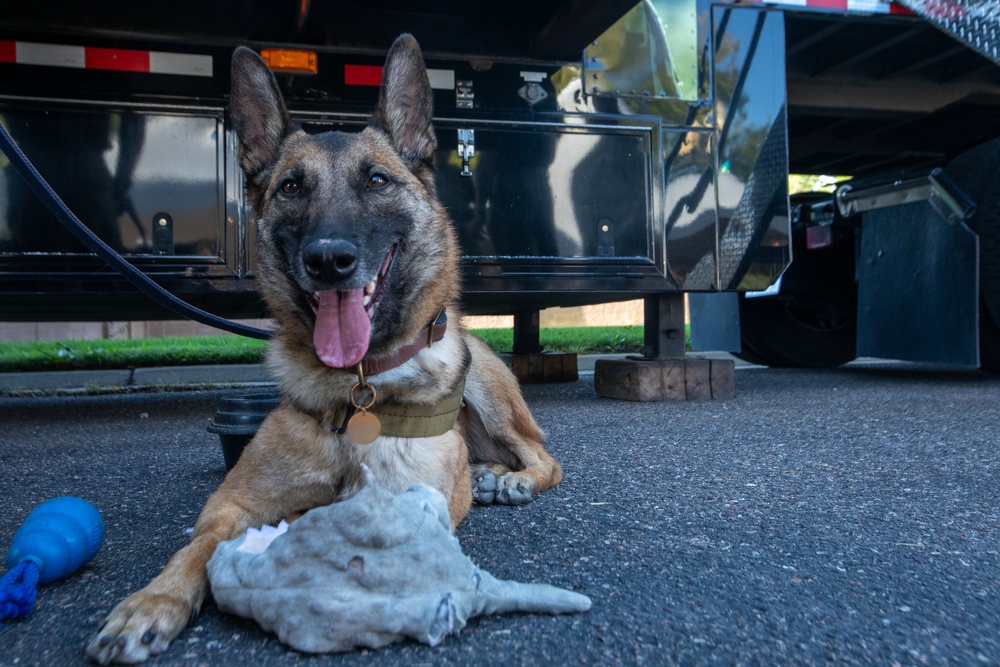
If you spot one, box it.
[457,129,475,177]
[835,168,977,225]
[456,80,474,109]
[596,218,614,256]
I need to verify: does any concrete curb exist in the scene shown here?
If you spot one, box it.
[0,364,274,395]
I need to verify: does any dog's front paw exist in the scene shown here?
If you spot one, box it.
[86,592,193,664]
[471,465,537,506]
[494,471,536,505]
[472,468,497,504]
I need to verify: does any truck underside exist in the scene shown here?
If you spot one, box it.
[1,1,999,371]
[726,6,1000,372]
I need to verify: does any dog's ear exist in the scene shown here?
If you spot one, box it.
[230,47,293,181]
[372,34,436,166]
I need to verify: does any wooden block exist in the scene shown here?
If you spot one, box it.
[542,353,578,383]
[511,354,528,379]
[594,358,685,401]
[660,362,687,401]
[511,353,579,384]
[684,358,712,400]
[710,359,737,399]
[594,357,736,401]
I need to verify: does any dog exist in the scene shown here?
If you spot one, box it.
[86,34,562,664]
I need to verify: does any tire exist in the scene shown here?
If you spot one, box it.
[736,293,857,368]
[735,193,858,369]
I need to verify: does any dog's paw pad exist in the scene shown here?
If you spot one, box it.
[472,471,497,505]
[495,473,535,506]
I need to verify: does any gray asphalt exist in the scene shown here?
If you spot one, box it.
[1,362,999,666]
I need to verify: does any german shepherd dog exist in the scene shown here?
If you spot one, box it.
[87,34,562,664]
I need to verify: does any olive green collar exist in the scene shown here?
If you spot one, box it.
[315,379,465,440]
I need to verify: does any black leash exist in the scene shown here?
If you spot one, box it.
[0,119,271,340]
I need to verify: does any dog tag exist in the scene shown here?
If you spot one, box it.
[347,410,381,445]
[348,378,380,445]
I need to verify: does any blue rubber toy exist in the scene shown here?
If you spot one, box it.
[1,496,105,624]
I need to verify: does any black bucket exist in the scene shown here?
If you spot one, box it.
[208,392,281,471]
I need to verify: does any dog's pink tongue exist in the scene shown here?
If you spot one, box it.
[313,289,371,368]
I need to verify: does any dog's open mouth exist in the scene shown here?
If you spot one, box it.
[307,246,395,368]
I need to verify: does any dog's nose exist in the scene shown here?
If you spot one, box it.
[302,238,358,284]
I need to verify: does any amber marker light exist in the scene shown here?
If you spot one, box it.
[259,48,318,74]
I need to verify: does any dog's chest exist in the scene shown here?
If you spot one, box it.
[330,431,462,499]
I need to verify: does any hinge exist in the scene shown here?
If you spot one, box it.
[456,80,474,109]
[457,129,475,177]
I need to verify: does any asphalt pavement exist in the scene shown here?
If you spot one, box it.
[1,360,999,666]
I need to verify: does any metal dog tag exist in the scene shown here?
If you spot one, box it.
[347,410,381,445]
[348,378,380,445]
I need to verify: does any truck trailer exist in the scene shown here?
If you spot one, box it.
[0,0,997,372]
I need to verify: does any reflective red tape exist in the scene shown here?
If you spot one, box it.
[344,64,383,86]
[0,40,211,77]
[85,47,150,73]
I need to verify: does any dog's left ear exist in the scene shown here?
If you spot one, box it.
[373,34,436,165]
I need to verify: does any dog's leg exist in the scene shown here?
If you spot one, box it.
[443,431,474,527]
[462,337,563,506]
[85,488,257,664]
[86,408,339,664]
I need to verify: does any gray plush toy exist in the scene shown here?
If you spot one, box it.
[206,471,591,653]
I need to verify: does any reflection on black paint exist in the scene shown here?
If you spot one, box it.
[3,112,145,253]
[436,127,650,260]
[0,107,222,258]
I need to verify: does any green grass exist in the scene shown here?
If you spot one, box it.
[0,326,659,373]
[0,336,268,373]
[470,326,645,355]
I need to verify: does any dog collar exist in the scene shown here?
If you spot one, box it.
[305,310,461,440]
[317,379,465,439]
[355,310,447,376]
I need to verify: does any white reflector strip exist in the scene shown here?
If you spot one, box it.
[426,68,455,90]
[742,0,896,11]
[4,40,212,77]
[17,42,85,68]
[149,51,213,77]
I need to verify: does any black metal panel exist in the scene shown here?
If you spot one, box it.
[857,204,979,366]
[0,104,227,263]
[437,122,653,260]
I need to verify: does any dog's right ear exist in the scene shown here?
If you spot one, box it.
[230,47,292,181]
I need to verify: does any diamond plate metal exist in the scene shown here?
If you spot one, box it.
[898,0,1000,65]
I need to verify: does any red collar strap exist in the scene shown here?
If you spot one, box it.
[358,311,447,376]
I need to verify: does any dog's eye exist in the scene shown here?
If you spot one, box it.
[367,174,388,190]
[280,179,301,196]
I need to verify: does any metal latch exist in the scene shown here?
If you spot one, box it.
[152,212,174,255]
[456,80,474,109]
[457,129,475,177]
